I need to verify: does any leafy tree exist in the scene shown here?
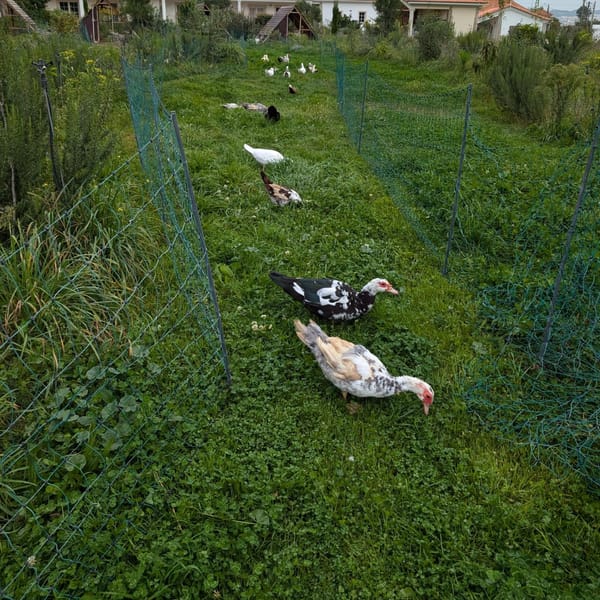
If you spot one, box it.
[331,1,342,34]
[296,1,321,29]
[20,0,47,20]
[375,0,402,35]
[330,1,354,33]
[576,2,592,30]
[122,0,155,29]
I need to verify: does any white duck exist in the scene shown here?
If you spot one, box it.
[244,144,284,166]
[261,54,270,62]
[265,66,277,77]
[308,62,318,73]
[294,320,434,415]
[283,66,291,78]
[298,62,307,75]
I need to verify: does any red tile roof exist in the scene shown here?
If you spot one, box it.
[478,0,552,20]
[402,0,487,5]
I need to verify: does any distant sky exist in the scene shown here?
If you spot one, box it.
[541,0,594,10]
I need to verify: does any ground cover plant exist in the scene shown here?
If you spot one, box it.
[1,37,599,598]
[115,42,599,598]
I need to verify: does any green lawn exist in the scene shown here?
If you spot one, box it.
[121,43,600,598]
[2,36,598,599]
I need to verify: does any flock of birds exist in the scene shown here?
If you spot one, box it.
[224,52,435,415]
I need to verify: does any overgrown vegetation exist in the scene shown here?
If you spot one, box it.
[0,32,122,235]
[0,18,599,600]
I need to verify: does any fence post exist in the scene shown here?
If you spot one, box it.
[443,83,472,277]
[33,59,64,193]
[537,117,600,366]
[357,60,369,154]
[337,50,345,114]
[170,111,232,385]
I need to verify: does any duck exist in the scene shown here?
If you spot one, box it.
[283,66,291,78]
[294,320,434,415]
[308,62,318,73]
[298,62,307,74]
[222,102,240,109]
[269,272,398,321]
[288,84,298,94]
[260,171,301,206]
[265,105,281,122]
[261,54,270,62]
[244,144,284,166]
[242,102,268,113]
[265,66,277,77]
[278,54,290,63]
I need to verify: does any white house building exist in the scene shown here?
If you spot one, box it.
[42,0,555,39]
[477,0,553,39]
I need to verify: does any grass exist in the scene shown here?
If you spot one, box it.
[1,40,599,598]
[124,43,600,598]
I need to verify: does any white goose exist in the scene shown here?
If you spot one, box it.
[298,62,307,75]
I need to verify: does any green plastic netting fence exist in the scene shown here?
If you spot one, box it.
[0,58,229,598]
[336,50,599,490]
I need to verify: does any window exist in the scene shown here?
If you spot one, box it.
[358,11,366,25]
[59,1,78,13]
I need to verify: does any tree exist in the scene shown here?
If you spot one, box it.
[296,0,321,29]
[375,0,402,35]
[20,0,47,20]
[576,1,592,30]
[122,0,155,29]
[331,1,342,34]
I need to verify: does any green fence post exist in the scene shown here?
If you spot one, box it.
[357,60,369,154]
[537,116,600,366]
[443,83,472,277]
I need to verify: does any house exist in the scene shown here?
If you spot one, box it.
[43,0,485,35]
[477,0,553,39]
[399,0,487,36]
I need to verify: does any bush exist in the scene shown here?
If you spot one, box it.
[544,23,593,65]
[0,32,121,234]
[416,17,454,61]
[47,9,79,32]
[488,38,549,122]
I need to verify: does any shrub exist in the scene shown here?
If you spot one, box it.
[0,33,121,235]
[544,23,593,65]
[47,9,79,32]
[121,0,156,30]
[488,38,549,122]
[457,30,488,55]
[416,17,454,61]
